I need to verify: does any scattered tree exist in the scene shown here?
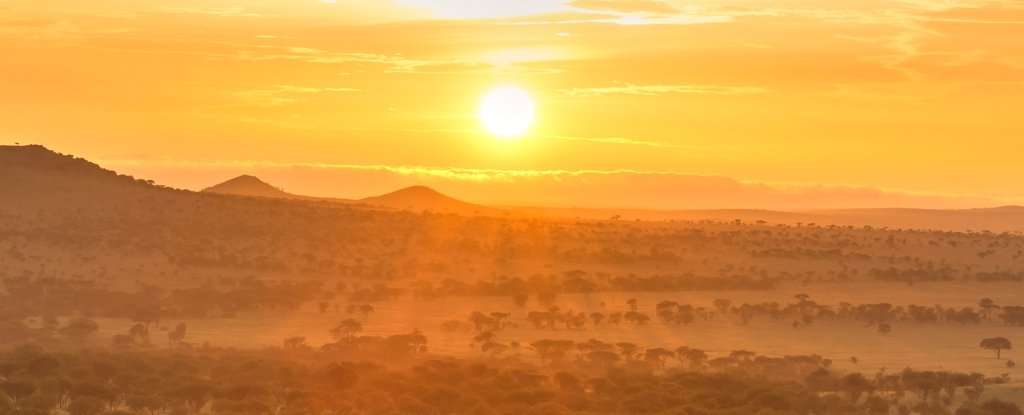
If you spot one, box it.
[981,337,1012,359]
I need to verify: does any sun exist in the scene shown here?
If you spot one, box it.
[479,86,535,138]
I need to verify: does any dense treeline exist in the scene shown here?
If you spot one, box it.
[455,294,1024,339]
[0,276,321,320]
[0,344,1017,415]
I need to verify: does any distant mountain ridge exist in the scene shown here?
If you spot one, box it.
[202,175,297,199]
[200,174,487,214]
[3,144,1024,231]
[0,145,163,207]
[359,185,488,213]
[0,144,131,180]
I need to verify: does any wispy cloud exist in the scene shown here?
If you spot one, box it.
[536,133,677,148]
[561,83,771,97]
[327,127,678,148]
[233,85,359,107]
[502,12,731,26]
[569,0,678,14]
[234,46,561,74]
[100,157,647,181]
[160,7,264,18]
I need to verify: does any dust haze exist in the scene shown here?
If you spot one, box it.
[1,145,1024,414]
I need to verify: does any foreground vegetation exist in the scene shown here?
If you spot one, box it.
[0,342,1020,415]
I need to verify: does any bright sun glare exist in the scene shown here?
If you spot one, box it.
[479,86,535,138]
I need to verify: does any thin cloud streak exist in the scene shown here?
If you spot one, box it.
[159,7,265,18]
[233,85,360,107]
[561,83,771,97]
[534,133,677,148]
[329,127,679,148]
[100,157,680,181]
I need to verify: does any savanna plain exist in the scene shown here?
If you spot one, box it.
[2,145,1024,415]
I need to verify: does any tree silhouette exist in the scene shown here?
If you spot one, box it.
[840,373,874,403]
[381,330,428,356]
[713,298,732,314]
[644,348,674,370]
[347,304,376,321]
[901,370,942,404]
[675,346,707,370]
[169,382,213,414]
[979,298,999,321]
[0,380,36,406]
[531,340,574,366]
[626,298,638,311]
[126,393,163,414]
[468,311,498,332]
[67,396,106,415]
[623,311,650,325]
[168,323,187,346]
[283,336,307,350]
[331,319,363,341]
[981,337,1012,359]
[128,323,149,344]
[1002,306,1024,326]
[584,350,620,368]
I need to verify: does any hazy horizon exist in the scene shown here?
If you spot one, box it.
[0,143,1011,211]
[3,0,1023,210]
[4,3,1024,415]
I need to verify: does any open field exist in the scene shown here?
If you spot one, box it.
[71,282,1024,377]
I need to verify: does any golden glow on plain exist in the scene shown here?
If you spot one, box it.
[479,86,535,138]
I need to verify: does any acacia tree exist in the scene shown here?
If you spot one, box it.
[841,373,874,403]
[644,348,675,371]
[981,337,1012,359]
[282,336,307,350]
[67,396,106,415]
[978,298,998,321]
[1001,306,1024,325]
[346,304,375,321]
[0,380,36,406]
[626,298,638,311]
[901,370,942,404]
[168,323,187,346]
[129,323,149,345]
[331,319,363,341]
[126,393,163,415]
[170,382,213,414]
[675,346,707,370]
[623,311,650,325]
[531,340,575,366]
[713,298,732,314]
[468,311,497,332]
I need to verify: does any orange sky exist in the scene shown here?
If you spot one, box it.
[2,0,1023,209]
